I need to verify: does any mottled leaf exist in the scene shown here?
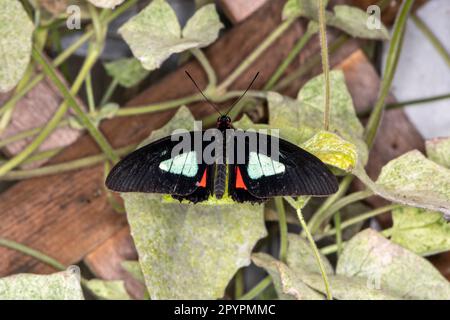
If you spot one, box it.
[391,206,450,256]
[121,260,145,283]
[297,71,368,166]
[301,131,358,172]
[426,137,450,168]
[104,58,149,88]
[85,279,131,300]
[328,5,389,40]
[122,107,267,299]
[119,1,223,71]
[337,229,450,299]
[88,0,124,9]
[0,0,34,92]
[282,0,329,20]
[0,270,83,300]
[252,253,324,300]
[285,233,397,300]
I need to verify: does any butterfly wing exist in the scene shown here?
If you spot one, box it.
[231,132,338,199]
[106,132,208,197]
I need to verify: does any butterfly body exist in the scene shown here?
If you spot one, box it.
[106,115,338,204]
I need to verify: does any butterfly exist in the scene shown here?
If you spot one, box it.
[105,72,338,203]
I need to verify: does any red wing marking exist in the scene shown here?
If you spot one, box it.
[235,167,247,190]
[197,169,207,187]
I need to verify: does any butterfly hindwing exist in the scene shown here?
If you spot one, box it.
[232,132,338,199]
[106,132,208,197]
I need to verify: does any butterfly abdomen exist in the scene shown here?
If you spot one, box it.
[214,164,227,199]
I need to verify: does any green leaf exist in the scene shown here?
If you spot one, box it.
[104,58,150,88]
[426,137,450,168]
[85,279,131,300]
[391,206,450,256]
[297,70,368,166]
[88,0,124,9]
[285,233,397,300]
[252,253,324,300]
[119,1,223,71]
[121,261,145,283]
[0,0,34,92]
[301,131,358,172]
[122,107,267,299]
[328,5,389,40]
[282,0,329,20]
[337,229,450,299]
[367,150,450,217]
[0,270,83,300]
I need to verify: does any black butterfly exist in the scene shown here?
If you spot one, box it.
[105,72,338,203]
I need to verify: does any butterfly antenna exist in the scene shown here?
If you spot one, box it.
[185,71,222,116]
[225,72,260,117]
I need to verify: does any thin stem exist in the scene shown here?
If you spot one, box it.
[274,35,348,91]
[85,72,96,114]
[295,204,332,300]
[190,48,217,87]
[333,212,343,257]
[238,276,271,300]
[33,46,119,164]
[217,18,295,92]
[100,78,119,106]
[0,238,65,271]
[364,0,414,148]
[318,0,331,131]
[264,22,317,90]
[321,204,401,238]
[274,197,288,263]
[412,14,450,69]
[234,269,245,299]
[0,145,135,181]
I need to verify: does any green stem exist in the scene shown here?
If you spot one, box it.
[364,0,414,148]
[217,18,295,92]
[274,35,349,91]
[0,145,135,181]
[33,46,119,164]
[234,269,245,299]
[86,72,96,114]
[333,212,343,257]
[100,78,119,106]
[190,48,217,87]
[318,0,331,131]
[264,22,317,90]
[295,203,332,300]
[0,238,65,271]
[238,276,271,300]
[274,197,288,262]
[321,204,401,238]
[412,14,450,69]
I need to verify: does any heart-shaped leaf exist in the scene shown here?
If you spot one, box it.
[119,1,223,71]
[88,0,124,9]
[391,206,450,256]
[426,137,450,168]
[85,279,131,300]
[122,107,267,299]
[337,229,450,299]
[0,0,34,92]
[104,58,150,88]
[0,269,83,300]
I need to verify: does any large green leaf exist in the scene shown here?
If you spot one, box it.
[85,279,131,300]
[0,270,83,300]
[426,137,450,168]
[328,5,389,40]
[119,1,223,71]
[391,206,450,256]
[252,253,324,300]
[360,150,450,217]
[0,0,34,92]
[337,229,450,299]
[104,58,150,88]
[88,0,124,8]
[122,107,267,299]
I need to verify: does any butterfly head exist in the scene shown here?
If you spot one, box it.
[217,115,232,130]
